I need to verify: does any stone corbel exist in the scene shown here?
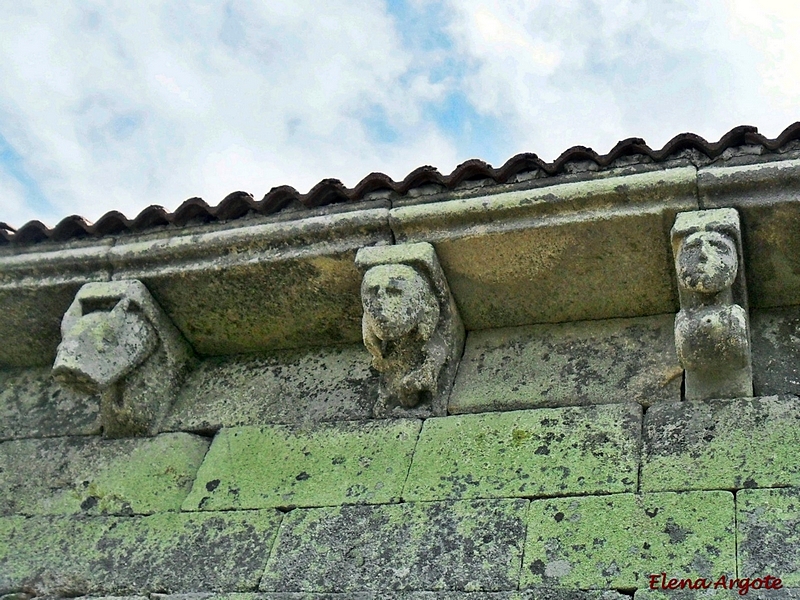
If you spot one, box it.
[356,242,465,418]
[671,208,753,401]
[52,280,195,437]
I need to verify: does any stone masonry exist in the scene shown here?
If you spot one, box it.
[4,132,800,598]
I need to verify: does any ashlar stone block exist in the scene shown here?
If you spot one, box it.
[182,419,421,511]
[521,491,735,590]
[738,488,800,587]
[642,396,800,492]
[260,498,528,593]
[449,315,680,414]
[162,344,377,432]
[403,403,640,502]
[0,367,100,441]
[0,510,282,595]
[0,432,209,516]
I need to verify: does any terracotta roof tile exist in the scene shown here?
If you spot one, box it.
[3,122,800,246]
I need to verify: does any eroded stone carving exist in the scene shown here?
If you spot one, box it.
[53,280,194,437]
[356,242,464,417]
[671,208,752,400]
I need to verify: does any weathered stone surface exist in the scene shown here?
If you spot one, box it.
[162,344,377,432]
[0,432,209,516]
[642,396,800,492]
[635,590,800,600]
[0,240,113,368]
[403,403,640,502]
[53,280,196,437]
[751,306,800,397]
[356,243,465,419]
[156,592,629,599]
[0,509,282,595]
[260,498,527,592]
[698,159,800,308]
[671,209,752,401]
[449,315,680,413]
[392,167,697,329]
[183,419,420,511]
[0,367,100,441]
[738,488,800,586]
[521,491,735,590]
[109,208,392,355]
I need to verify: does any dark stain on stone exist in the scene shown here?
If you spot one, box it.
[529,559,546,575]
[554,512,565,522]
[295,471,311,481]
[743,477,758,489]
[535,445,550,455]
[80,496,98,510]
[664,519,691,544]
[645,507,659,518]
[206,479,221,492]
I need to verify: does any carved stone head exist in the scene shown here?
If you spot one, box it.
[675,231,738,296]
[361,264,439,342]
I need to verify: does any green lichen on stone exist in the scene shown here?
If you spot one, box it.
[182,419,421,511]
[521,491,735,590]
[0,432,210,516]
[163,343,377,432]
[738,488,800,586]
[403,404,640,502]
[0,510,281,595]
[642,397,800,492]
[260,498,528,593]
[449,315,681,414]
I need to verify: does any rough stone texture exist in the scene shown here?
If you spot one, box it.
[698,159,800,308]
[392,167,697,329]
[521,491,735,590]
[0,367,100,440]
[260,498,527,593]
[738,488,800,586]
[162,344,377,432]
[0,432,209,516]
[449,315,680,413]
[671,209,752,401]
[156,592,629,599]
[403,403,640,502]
[356,243,465,419]
[635,590,800,600]
[0,240,113,368]
[182,419,421,511]
[53,280,196,437]
[109,209,392,356]
[642,396,800,492]
[0,509,282,595]
[751,306,800,397]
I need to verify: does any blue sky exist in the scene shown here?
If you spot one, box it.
[1,0,799,228]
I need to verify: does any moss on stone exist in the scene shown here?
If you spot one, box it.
[0,510,282,595]
[521,491,735,590]
[182,420,421,511]
[642,397,800,492]
[260,498,527,593]
[403,404,640,502]
[0,432,210,516]
[738,488,800,586]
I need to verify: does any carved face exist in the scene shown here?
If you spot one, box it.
[361,264,430,341]
[53,301,158,391]
[676,231,738,294]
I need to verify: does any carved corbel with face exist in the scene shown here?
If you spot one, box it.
[671,209,752,401]
[53,280,194,437]
[356,243,464,418]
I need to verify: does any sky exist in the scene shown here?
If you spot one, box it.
[1,0,799,229]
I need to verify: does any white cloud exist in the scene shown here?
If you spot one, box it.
[0,0,460,227]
